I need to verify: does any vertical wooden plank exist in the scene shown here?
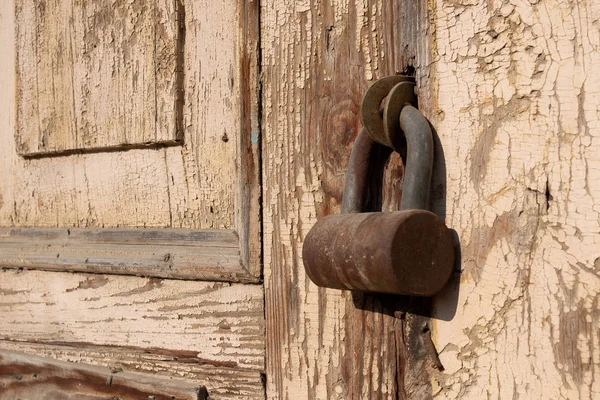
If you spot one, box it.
[262,1,405,398]
[180,0,239,229]
[236,0,262,276]
[395,1,442,398]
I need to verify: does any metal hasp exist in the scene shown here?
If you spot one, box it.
[302,76,454,296]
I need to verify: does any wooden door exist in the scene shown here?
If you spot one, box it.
[3,0,598,399]
[0,0,265,398]
[0,0,444,398]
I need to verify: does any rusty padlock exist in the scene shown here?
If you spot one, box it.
[302,76,454,296]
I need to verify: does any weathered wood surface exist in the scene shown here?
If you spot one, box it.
[395,1,449,398]
[16,0,182,155]
[0,270,265,372]
[2,0,254,231]
[0,228,258,282]
[262,1,408,398]
[0,350,208,400]
[2,0,261,278]
[2,1,263,396]
[0,341,265,400]
[418,0,600,399]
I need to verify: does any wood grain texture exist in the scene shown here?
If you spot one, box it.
[0,270,265,371]
[2,0,261,279]
[418,0,600,398]
[2,0,256,231]
[0,228,258,282]
[15,0,182,155]
[0,341,265,400]
[2,1,263,398]
[261,1,407,398]
[0,350,208,400]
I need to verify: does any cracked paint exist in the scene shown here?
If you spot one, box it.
[428,0,600,399]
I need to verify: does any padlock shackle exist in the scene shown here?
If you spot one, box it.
[341,127,388,214]
[342,105,433,213]
[399,105,434,210]
[339,127,369,213]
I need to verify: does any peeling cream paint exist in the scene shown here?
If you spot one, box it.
[429,0,600,398]
[0,1,264,398]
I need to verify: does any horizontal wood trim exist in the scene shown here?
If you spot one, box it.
[0,228,259,283]
[0,270,265,371]
[0,350,207,399]
[0,341,265,400]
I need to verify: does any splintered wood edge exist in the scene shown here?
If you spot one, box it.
[0,228,260,283]
[0,349,208,399]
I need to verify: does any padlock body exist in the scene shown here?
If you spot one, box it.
[302,210,454,296]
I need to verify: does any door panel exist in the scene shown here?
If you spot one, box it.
[425,0,600,398]
[1,0,261,281]
[16,0,181,155]
[0,270,264,370]
[0,269,266,399]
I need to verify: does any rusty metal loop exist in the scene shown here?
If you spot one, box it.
[340,127,392,214]
[343,104,433,212]
[383,81,418,158]
[399,105,433,210]
[302,77,453,297]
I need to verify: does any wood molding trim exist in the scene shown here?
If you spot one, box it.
[0,340,265,399]
[0,227,259,282]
